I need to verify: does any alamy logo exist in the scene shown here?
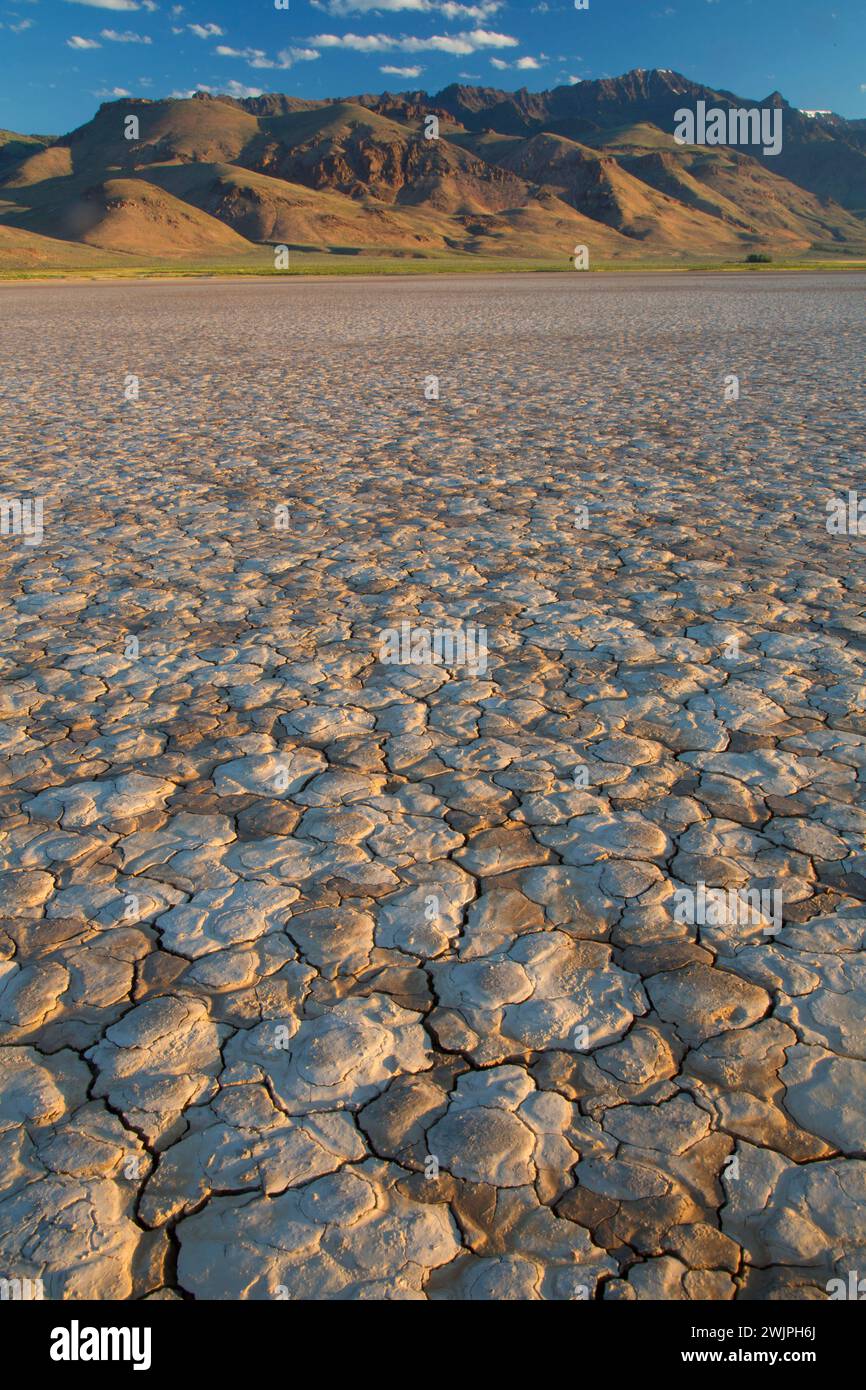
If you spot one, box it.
[674,100,783,156]
[0,1276,43,1300]
[379,621,488,674]
[0,496,44,546]
[673,882,782,935]
[826,490,866,535]
[826,1271,866,1300]
[50,1321,152,1371]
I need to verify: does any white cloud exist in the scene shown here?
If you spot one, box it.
[278,46,320,65]
[438,0,500,13]
[314,0,426,8]
[313,32,397,51]
[95,85,132,95]
[312,0,502,16]
[381,64,424,77]
[311,28,517,54]
[170,82,261,99]
[464,27,515,47]
[187,21,223,38]
[101,27,152,41]
[215,44,319,69]
[67,34,102,47]
[65,0,141,10]
[225,79,263,98]
[215,44,262,58]
[491,54,542,71]
[172,79,263,98]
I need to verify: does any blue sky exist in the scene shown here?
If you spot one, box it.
[2,0,865,136]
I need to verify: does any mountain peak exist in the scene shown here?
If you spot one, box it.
[1,70,863,268]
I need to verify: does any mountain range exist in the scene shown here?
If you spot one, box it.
[1,68,865,268]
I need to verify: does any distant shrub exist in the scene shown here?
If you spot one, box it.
[745,253,773,263]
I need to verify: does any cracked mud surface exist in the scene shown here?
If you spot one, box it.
[1,271,865,1301]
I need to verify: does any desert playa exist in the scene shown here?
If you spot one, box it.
[1,271,864,1299]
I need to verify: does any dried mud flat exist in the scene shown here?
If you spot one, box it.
[1,272,865,1302]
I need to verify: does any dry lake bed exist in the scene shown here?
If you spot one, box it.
[1,271,865,1300]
